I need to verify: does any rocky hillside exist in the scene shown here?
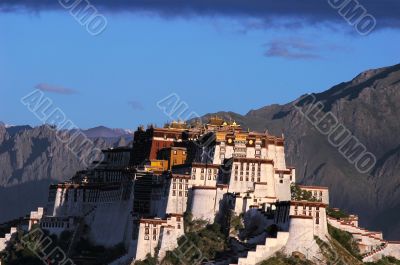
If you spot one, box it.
[0,125,117,222]
[202,63,400,240]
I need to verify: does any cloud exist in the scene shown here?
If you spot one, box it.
[35,83,78,95]
[128,100,144,110]
[264,38,322,60]
[1,0,399,30]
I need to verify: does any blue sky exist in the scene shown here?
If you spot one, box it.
[1,4,399,129]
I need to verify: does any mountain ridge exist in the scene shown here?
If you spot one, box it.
[1,63,400,239]
[200,62,400,239]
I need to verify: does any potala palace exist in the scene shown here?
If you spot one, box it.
[1,117,400,265]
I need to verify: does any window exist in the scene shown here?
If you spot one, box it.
[179,191,182,196]
[208,175,211,180]
[192,168,196,173]
[279,180,283,184]
[173,150,177,155]
[172,191,176,196]
[185,192,188,197]
[192,175,196,180]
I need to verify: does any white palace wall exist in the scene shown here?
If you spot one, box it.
[88,199,133,247]
[190,185,229,221]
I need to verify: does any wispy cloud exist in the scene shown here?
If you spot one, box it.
[35,83,78,95]
[128,100,144,110]
[264,38,321,60]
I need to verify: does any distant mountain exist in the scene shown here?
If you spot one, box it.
[81,126,133,139]
[201,63,400,240]
[0,124,115,222]
[6,125,32,136]
[2,64,400,240]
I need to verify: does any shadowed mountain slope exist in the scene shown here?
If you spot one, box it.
[202,63,400,239]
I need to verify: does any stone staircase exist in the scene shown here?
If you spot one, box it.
[328,215,391,263]
[212,238,255,265]
[0,227,17,252]
[236,232,289,265]
[327,216,386,252]
[327,217,382,238]
[362,242,388,263]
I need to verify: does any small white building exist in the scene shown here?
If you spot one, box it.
[133,214,184,261]
[298,185,329,204]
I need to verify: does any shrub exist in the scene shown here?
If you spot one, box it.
[162,222,227,265]
[326,207,349,219]
[290,184,318,202]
